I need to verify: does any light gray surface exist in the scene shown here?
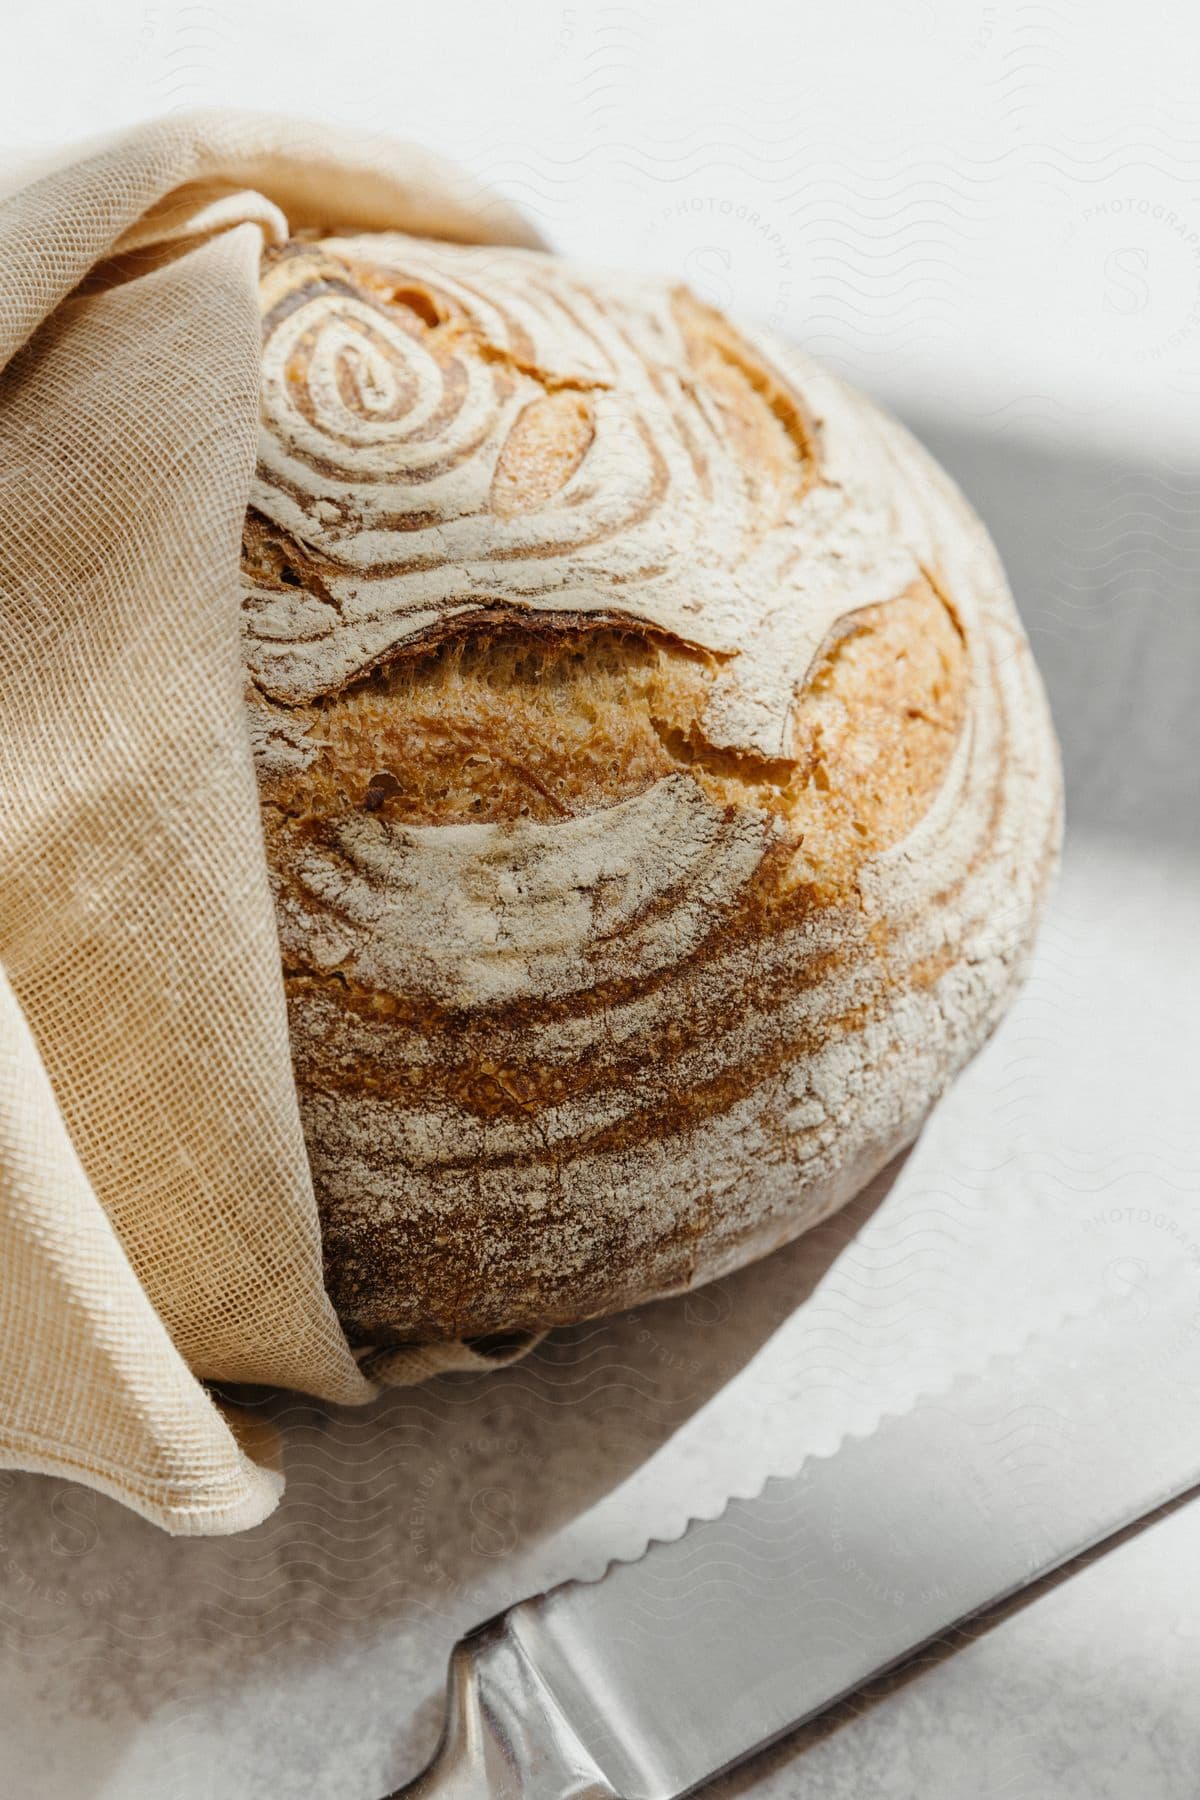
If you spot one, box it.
[510,1293,1200,1799]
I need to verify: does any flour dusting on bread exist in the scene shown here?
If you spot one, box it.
[242,233,1062,1343]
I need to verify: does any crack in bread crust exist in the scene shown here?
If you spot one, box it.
[243,232,1062,1343]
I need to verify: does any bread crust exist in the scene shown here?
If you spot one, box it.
[243,233,1062,1343]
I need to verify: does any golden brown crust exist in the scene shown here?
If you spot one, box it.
[255,579,966,927]
[242,231,1060,1345]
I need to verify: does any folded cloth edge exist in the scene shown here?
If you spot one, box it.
[0,110,548,1534]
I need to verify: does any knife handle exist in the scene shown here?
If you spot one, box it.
[387,1612,618,1800]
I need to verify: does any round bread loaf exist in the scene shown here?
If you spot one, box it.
[241,231,1062,1347]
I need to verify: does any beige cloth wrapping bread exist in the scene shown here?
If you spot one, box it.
[0,111,546,1535]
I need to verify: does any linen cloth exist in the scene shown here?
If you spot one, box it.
[0,110,544,1534]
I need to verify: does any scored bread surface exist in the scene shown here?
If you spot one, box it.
[243,233,1061,1344]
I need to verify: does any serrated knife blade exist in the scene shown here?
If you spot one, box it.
[388,1292,1200,1800]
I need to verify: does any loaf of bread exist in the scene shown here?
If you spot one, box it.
[241,231,1061,1347]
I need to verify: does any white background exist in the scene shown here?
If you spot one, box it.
[6,0,1200,453]
[2,5,1200,1798]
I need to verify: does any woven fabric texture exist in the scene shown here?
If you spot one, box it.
[0,110,543,1535]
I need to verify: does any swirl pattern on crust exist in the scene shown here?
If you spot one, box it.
[246,236,922,757]
[243,233,1062,1344]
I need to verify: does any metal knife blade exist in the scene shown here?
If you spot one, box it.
[390,1290,1200,1800]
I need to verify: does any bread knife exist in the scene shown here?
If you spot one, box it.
[387,1293,1200,1800]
